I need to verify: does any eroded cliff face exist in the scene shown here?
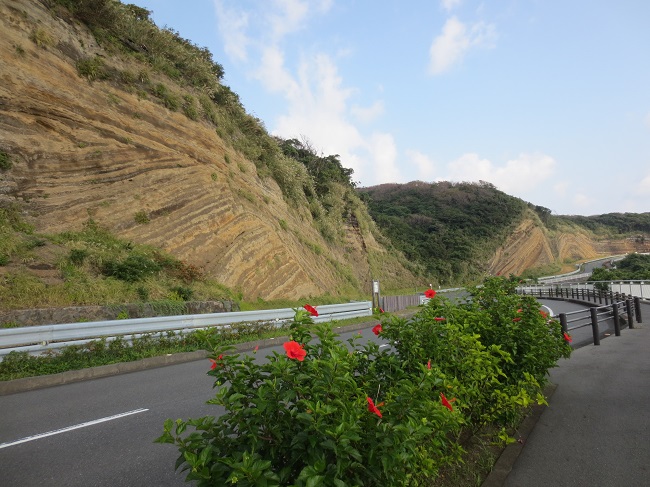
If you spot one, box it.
[488,216,646,276]
[0,0,413,299]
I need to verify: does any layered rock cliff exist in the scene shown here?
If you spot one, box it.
[0,0,414,301]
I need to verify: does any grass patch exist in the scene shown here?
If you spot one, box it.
[0,219,234,310]
[0,152,12,171]
[76,56,108,81]
[133,210,150,224]
[29,27,54,48]
[153,83,180,111]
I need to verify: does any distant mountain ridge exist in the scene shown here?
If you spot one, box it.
[361,181,650,282]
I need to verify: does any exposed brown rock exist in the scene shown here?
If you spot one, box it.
[488,216,646,276]
[0,0,414,300]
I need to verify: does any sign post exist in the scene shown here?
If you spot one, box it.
[372,280,380,312]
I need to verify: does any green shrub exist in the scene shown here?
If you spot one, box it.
[101,254,162,282]
[182,94,199,120]
[153,83,180,111]
[68,248,88,266]
[76,56,108,81]
[0,321,21,328]
[170,285,193,301]
[157,310,463,485]
[0,152,12,171]
[136,286,149,301]
[134,210,150,224]
[29,27,54,48]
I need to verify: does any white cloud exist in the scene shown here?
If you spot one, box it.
[445,152,556,193]
[351,101,384,123]
[441,0,463,12]
[269,0,309,40]
[553,181,569,196]
[573,193,594,208]
[214,1,250,62]
[270,54,368,176]
[407,149,437,180]
[366,133,402,183]
[256,46,299,95]
[635,172,650,195]
[429,16,497,75]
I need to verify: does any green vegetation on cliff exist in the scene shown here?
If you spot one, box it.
[360,181,528,285]
[561,213,650,235]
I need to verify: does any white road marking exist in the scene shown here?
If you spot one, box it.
[0,408,149,449]
[541,304,554,317]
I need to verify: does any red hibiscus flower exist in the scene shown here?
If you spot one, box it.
[424,289,436,298]
[563,332,573,343]
[513,317,521,322]
[517,308,523,313]
[379,307,384,313]
[303,304,318,317]
[434,317,446,321]
[253,345,259,353]
[427,360,431,370]
[367,397,383,418]
[372,324,382,336]
[283,341,307,361]
[440,392,456,412]
[209,354,224,369]
[540,310,548,318]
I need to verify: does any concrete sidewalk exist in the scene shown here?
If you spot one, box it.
[498,303,649,486]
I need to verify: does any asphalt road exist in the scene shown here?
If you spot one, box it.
[0,326,386,487]
[0,300,597,486]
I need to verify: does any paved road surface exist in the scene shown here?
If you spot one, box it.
[0,326,385,486]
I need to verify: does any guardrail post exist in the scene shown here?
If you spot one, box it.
[626,299,635,329]
[604,291,608,305]
[597,290,602,305]
[559,313,568,334]
[590,307,600,345]
[634,297,643,323]
[612,302,621,336]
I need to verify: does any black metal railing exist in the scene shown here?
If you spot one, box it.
[517,286,643,346]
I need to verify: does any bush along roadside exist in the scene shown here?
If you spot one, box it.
[156,278,572,486]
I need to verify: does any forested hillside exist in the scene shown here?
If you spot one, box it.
[561,213,650,235]
[360,181,528,285]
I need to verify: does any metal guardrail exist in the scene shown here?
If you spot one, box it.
[537,272,592,284]
[0,301,373,358]
[517,286,643,346]
[520,282,649,302]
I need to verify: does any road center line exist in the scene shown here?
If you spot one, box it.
[0,408,149,449]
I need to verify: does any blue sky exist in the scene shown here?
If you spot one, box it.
[130,0,649,216]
